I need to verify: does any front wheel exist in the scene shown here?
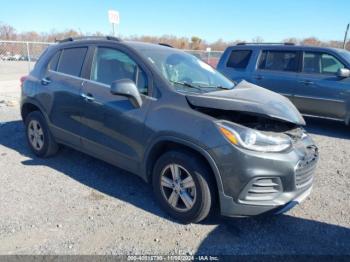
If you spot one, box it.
[152,150,216,223]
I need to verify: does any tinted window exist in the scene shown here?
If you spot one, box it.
[91,47,148,94]
[259,51,298,72]
[48,51,61,71]
[303,52,345,74]
[57,47,87,77]
[226,50,252,69]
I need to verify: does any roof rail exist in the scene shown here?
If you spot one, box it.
[57,36,122,43]
[158,43,174,48]
[236,42,295,46]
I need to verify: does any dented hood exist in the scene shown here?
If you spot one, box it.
[186,80,305,125]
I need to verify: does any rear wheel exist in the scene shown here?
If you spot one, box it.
[152,150,215,223]
[25,111,59,157]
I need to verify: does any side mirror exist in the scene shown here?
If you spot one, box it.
[110,79,143,108]
[337,68,350,78]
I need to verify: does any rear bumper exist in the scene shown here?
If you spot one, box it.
[208,134,318,217]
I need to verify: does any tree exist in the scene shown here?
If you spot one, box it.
[252,36,264,43]
[283,37,299,44]
[301,37,321,46]
[0,22,16,40]
[209,38,228,51]
[191,36,202,50]
[1,22,349,51]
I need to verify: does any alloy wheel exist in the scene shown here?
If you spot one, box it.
[28,120,44,151]
[160,164,197,212]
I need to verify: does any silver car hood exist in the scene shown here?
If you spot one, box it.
[186,80,305,125]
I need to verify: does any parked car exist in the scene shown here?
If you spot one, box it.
[20,37,318,223]
[217,43,350,125]
[19,55,29,61]
[5,54,22,61]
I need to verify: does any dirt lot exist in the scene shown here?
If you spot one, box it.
[0,62,350,255]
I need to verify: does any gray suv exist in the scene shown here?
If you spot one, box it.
[20,37,318,223]
[217,43,350,124]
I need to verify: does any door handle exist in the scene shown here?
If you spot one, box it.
[254,75,264,80]
[81,93,95,102]
[299,80,314,85]
[41,77,51,85]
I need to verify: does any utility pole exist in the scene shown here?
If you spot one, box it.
[343,23,349,49]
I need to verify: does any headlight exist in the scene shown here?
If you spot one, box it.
[217,121,292,153]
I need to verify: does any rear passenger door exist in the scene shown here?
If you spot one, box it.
[294,51,350,119]
[251,50,300,101]
[45,46,88,147]
[80,46,152,174]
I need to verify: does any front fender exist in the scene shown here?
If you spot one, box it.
[142,135,225,194]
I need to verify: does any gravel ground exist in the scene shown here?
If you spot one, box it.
[0,64,349,255]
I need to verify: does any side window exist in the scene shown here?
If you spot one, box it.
[321,54,344,74]
[226,50,252,69]
[48,51,61,71]
[57,47,87,77]
[303,52,321,73]
[91,47,148,94]
[259,50,298,72]
[303,52,345,74]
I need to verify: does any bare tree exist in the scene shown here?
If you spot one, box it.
[0,22,349,51]
[252,36,264,43]
[209,38,228,51]
[301,37,322,46]
[0,22,16,40]
[283,37,299,44]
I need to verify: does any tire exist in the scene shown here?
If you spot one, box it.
[25,111,59,157]
[152,150,216,223]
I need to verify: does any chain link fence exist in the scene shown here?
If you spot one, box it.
[0,40,223,79]
[0,41,53,72]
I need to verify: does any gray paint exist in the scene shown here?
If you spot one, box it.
[21,39,318,217]
[186,80,305,125]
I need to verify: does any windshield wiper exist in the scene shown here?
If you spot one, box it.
[199,85,234,90]
[170,81,202,91]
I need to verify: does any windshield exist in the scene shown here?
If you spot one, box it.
[139,48,234,91]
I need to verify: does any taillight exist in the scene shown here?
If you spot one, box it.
[20,75,28,88]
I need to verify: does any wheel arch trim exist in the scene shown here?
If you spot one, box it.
[142,135,225,194]
[21,98,50,123]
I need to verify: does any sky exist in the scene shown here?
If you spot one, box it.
[1,0,349,43]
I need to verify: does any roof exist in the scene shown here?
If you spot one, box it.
[53,36,176,52]
[229,43,342,53]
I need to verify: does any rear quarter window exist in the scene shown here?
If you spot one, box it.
[226,50,252,69]
[57,47,88,77]
[48,51,61,71]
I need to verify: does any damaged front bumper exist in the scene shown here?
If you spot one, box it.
[208,133,319,217]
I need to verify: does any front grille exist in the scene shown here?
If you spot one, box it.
[244,178,282,201]
[295,145,318,189]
